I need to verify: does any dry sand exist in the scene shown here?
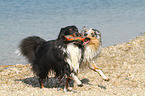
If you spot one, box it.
[0,33,145,96]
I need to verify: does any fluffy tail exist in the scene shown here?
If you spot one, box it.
[19,36,46,63]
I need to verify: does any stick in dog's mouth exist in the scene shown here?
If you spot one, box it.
[64,35,90,45]
[73,38,90,45]
[71,37,90,45]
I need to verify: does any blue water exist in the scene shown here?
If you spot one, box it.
[0,0,145,65]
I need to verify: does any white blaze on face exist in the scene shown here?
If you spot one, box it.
[66,43,81,74]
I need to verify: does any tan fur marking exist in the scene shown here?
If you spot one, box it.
[40,82,44,88]
[92,63,100,70]
[65,78,69,89]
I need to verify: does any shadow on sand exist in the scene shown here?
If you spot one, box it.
[15,76,90,89]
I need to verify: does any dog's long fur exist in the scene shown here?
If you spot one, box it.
[19,25,84,90]
[81,28,109,81]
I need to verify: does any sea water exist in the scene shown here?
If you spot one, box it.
[0,0,145,65]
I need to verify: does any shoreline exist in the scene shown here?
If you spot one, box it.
[0,34,145,95]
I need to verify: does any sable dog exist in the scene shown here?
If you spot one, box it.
[19,25,90,91]
[81,27,109,81]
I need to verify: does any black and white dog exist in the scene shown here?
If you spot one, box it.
[19,25,90,91]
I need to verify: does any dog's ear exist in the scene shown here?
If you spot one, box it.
[57,28,66,40]
[92,29,101,41]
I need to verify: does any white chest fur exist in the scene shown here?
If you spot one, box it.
[65,43,81,74]
[84,45,102,63]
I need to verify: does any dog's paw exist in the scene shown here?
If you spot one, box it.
[104,78,110,82]
[78,84,83,87]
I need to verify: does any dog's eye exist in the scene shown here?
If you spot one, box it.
[91,33,95,37]
[84,33,88,36]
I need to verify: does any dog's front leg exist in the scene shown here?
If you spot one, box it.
[70,73,83,87]
[39,77,44,88]
[88,61,110,81]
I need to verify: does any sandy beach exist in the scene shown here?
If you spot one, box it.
[0,33,145,96]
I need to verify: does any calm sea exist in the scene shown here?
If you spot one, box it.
[0,0,145,65]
